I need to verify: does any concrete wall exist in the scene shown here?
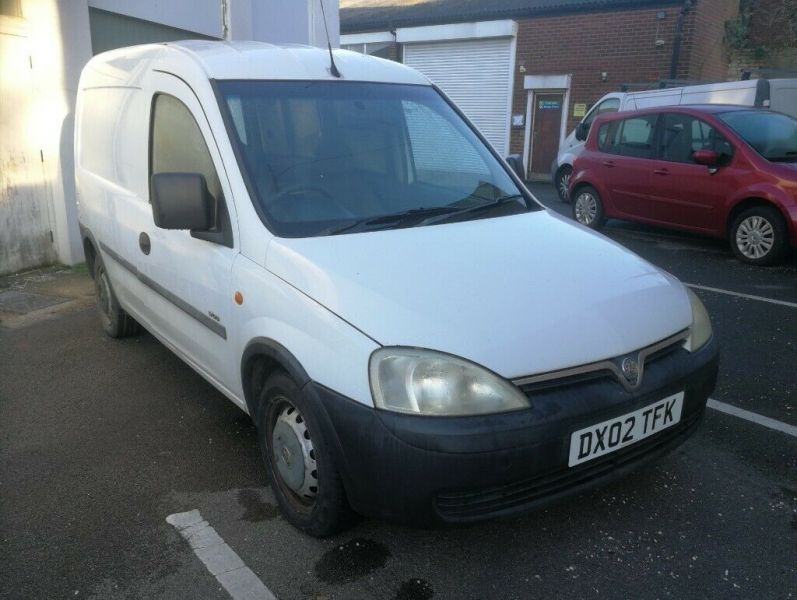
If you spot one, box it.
[0,0,339,275]
[252,0,339,48]
[0,14,58,273]
[1,0,92,275]
[88,0,222,37]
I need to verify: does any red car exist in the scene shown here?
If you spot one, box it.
[569,105,797,265]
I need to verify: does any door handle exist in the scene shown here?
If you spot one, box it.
[653,169,670,175]
[602,161,616,168]
[139,232,151,255]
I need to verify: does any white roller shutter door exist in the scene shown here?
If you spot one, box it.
[403,38,513,157]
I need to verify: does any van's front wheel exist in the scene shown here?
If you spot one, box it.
[555,166,573,203]
[258,372,353,537]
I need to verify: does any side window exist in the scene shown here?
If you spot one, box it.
[660,114,734,164]
[617,114,658,159]
[150,94,232,246]
[598,120,622,153]
[151,94,222,201]
[583,97,621,128]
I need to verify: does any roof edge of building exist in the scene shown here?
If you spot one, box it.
[341,0,683,35]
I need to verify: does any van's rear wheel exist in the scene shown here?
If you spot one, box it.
[258,372,353,537]
[94,254,139,338]
[572,186,606,230]
[730,206,788,266]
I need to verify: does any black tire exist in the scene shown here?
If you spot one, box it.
[257,372,353,537]
[93,254,139,338]
[729,205,788,266]
[572,185,606,230]
[555,165,573,203]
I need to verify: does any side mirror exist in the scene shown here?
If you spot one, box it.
[151,173,214,231]
[693,149,720,166]
[505,154,525,180]
[575,122,590,142]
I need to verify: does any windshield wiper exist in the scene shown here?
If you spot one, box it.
[769,151,797,162]
[417,194,526,226]
[319,206,461,236]
[318,195,527,236]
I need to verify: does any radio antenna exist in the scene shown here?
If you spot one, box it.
[318,0,341,78]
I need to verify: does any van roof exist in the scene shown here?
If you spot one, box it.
[84,40,430,86]
[598,104,764,120]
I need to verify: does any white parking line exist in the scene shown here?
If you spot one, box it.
[707,399,797,438]
[167,510,276,600]
[685,283,797,309]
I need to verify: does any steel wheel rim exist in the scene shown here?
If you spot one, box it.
[736,215,774,259]
[98,270,112,318]
[574,192,598,225]
[270,397,318,507]
[558,171,571,200]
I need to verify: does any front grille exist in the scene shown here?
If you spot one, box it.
[514,331,688,394]
[435,411,702,522]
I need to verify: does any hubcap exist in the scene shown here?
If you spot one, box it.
[271,400,318,502]
[736,215,774,259]
[574,192,598,225]
[558,171,571,201]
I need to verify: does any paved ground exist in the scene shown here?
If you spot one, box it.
[1,184,795,599]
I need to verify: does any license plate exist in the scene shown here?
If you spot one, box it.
[568,392,684,467]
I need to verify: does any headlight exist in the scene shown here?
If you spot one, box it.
[369,348,530,416]
[683,288,712,352]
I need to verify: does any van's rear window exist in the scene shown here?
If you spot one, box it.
[216,81,530,237]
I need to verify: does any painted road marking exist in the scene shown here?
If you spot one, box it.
[708,399,797,438]
[685,283,797,309]
[167,510,276,600]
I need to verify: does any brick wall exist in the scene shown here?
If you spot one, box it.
[682,0,740,81]
[509,0,738,156]
[747,0,796,49]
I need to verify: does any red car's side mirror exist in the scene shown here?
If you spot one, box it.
[693,149,720,166]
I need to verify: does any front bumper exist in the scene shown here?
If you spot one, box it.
[550,157,559,184]
[307,336,719,525]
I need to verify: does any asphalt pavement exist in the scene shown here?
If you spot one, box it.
[1,183,795,599]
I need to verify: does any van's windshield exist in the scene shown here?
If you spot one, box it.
[718,110,797,163]
[217,81,533,237]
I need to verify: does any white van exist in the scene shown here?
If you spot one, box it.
[76,41,718,536]
[553,78,797,201]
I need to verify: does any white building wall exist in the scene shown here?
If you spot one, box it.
[0,0,338,275]
[251,0,339,48]
[88,0,222,38]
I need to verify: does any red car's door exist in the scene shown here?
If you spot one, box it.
[648,113,740,233]
[601,113,661,220]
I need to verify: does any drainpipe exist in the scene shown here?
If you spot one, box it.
[669,0,693,80]
[221,0,231,41]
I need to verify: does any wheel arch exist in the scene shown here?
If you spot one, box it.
[80,225,99,279]
[241,338,311,420]
[571,180,599,201]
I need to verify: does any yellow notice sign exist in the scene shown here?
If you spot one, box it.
[573,103,587,118]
